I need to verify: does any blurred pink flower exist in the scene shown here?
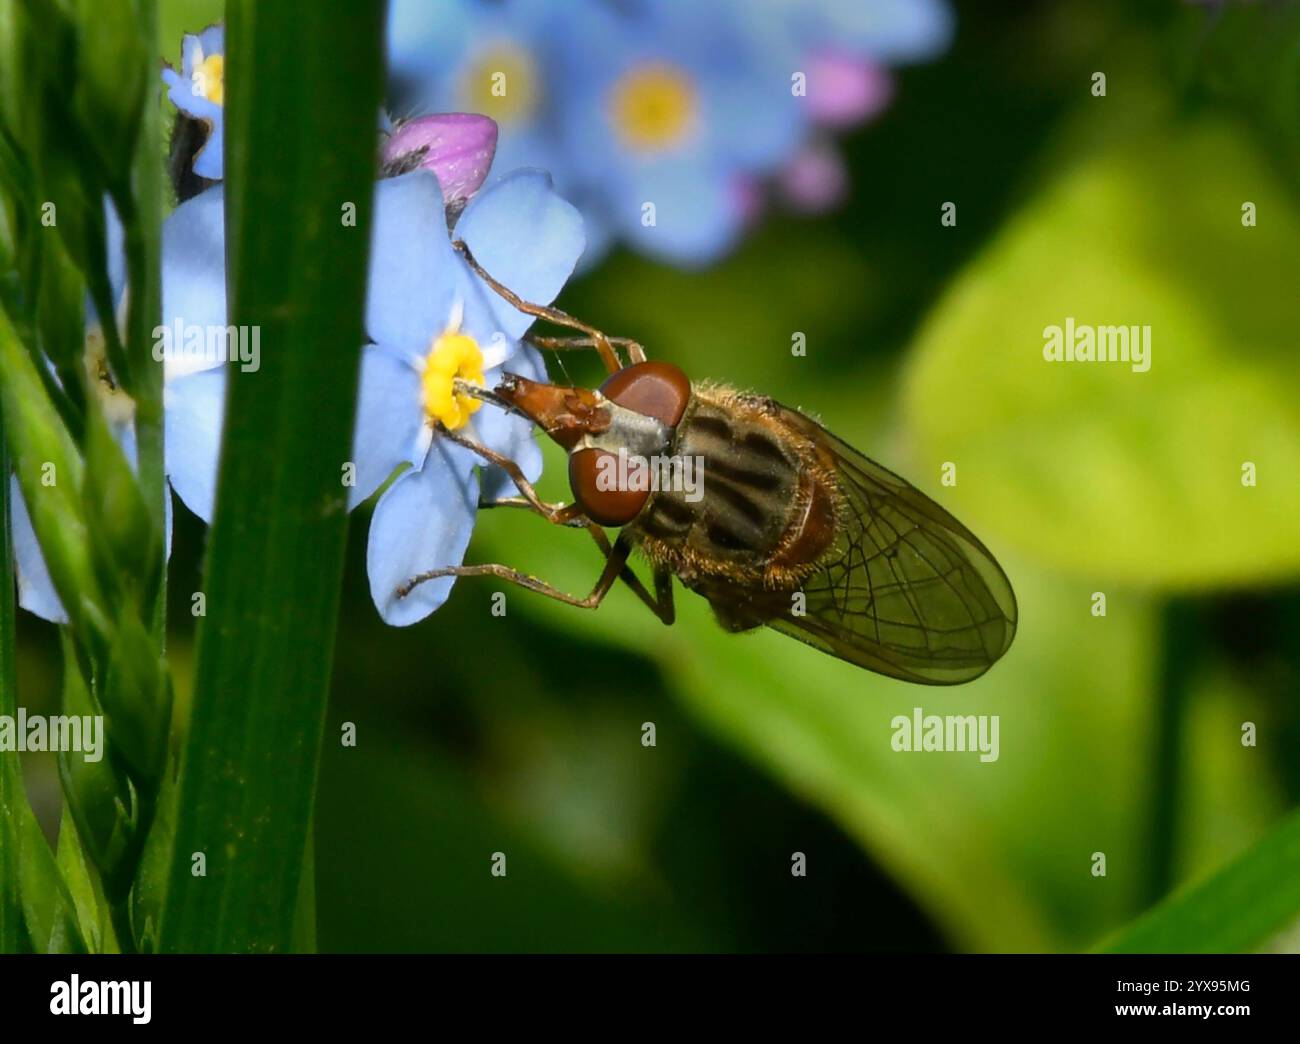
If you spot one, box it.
[779,142,848,213]
[807,52,893,128]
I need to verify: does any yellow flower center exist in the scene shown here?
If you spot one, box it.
[460,41,538,125]
[422,332,485,430]
[192,52,224,106]
[609,63,696,152]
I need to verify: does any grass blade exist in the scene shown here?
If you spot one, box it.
[1102,807,1300,953]
[157,0,384,952]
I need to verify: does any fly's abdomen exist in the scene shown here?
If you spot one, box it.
[640,398,801,570]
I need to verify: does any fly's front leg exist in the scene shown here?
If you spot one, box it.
[524,334,647,367]
[479,496,588,527]
[437,423,587,527]
[452,239,623,375]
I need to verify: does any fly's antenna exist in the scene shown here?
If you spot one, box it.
[549,348,575,387]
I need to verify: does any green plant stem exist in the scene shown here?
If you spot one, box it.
[123,0,165,644]
[0,395,22,952]
[156,0,383,953]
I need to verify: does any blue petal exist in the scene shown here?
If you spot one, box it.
[164,366,226,522]
[453,169,585,341]
[617,157,744,267]
[387,0,469,84]
[196,24,224,60]
[163,67,223,125]
[367,172,460,353]
[9,476,68,624]
[191,126,223,181]
[349,344,424,509]
[161,185,228,377]
[87,196,128,328]
[475,349,546,501]
[816,0,953,62]
[366,438,479,625]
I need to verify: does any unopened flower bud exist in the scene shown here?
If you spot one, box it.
[381,113,498,209]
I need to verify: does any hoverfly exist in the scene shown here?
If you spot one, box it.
[399,242,1017,684]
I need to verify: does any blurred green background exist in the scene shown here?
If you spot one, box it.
[14,0,1300,951]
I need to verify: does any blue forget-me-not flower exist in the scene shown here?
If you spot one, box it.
[162,23,225,180]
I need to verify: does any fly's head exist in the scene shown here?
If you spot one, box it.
[486,361,693,526]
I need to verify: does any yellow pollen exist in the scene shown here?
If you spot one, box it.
[192,53,224,106]
[460,42,538,125]
[422,332,485,430]
[609,63,696,152]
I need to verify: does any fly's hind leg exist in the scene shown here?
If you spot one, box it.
[411,427,673,623]
[452,239,624,375]
[398,531,634,607]
[397,531,674,627]
[585,527,675,625]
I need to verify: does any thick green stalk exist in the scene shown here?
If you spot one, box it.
[156,0,383,952]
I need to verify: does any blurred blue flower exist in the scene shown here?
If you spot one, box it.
[162,24,225,180]
[544,0,802,266]
[387,0,560,181]
[386,0,954,266]
[758,0,953,66]
[354,167,582,625]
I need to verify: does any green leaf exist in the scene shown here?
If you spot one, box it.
[56,804,115,953]
[56,631,137,897]
[1102,806,1300,953]
[156,0,383,953]
[474,451,1158,951]
[0,302,111,649]
[70,0,148,197]
[901,122,1300,588]
[15,798,86,953]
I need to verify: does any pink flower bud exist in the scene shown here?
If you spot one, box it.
[382,114,498,205]
[807,53,892,129]
[779,143,848,214]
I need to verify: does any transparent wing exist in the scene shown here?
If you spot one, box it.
[742,407,1017,685]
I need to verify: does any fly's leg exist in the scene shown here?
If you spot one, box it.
[524,334,647,367]
[478,496,588,527]
[438,424,585,526]
[398,531,634,606]
[584,527,674,625]
[452,239,623,375]
[420,426,673,622]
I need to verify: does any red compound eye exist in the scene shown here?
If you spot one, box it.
[568,447,649,527]
[599,360,691,428]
